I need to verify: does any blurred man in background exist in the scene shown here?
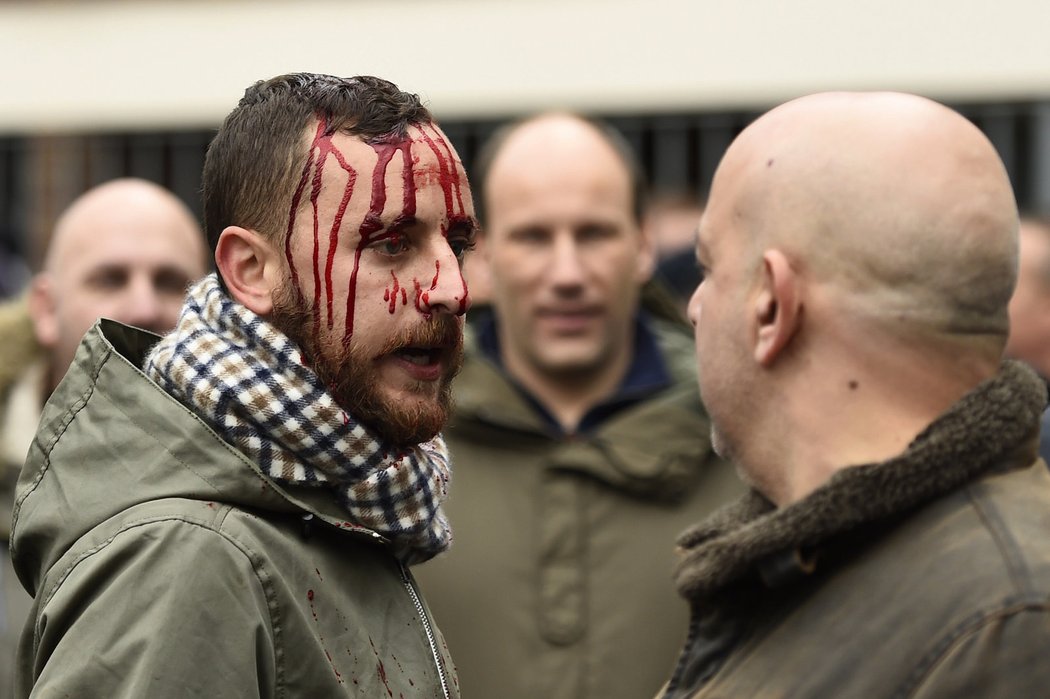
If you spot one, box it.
[662,91,1050,698]
[1005,214,1050,462]
[0,177,207,694]
[417,112,742,699]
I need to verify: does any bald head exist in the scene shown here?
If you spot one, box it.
[30,178,208,390]
[45,179,203,273]
[693,92,1021,503]
[478,112,646,226]
[711,92,1018,352]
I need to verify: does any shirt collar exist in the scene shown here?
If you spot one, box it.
[476,308,672,435]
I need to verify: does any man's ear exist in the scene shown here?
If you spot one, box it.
[214,226,282,316]
[753,249,801,366]
[27,273,58,349]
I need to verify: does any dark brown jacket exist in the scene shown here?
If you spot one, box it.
[662,361,1050,699]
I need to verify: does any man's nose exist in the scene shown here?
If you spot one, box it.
[116,276,166,331]
[687,285,702,328]
[548,234,586,289]
[419,242,471,316]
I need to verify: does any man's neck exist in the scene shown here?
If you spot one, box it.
[756,351,994,507]
[502,349,632,434]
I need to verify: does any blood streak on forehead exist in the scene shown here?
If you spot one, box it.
[344,136,416,345]
[415,124,471,316]
[416,125,467,219]
[283,120,469,346]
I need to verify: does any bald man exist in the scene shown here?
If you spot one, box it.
[0,178,206,695]
[416,113,742,699]
[29,178,208,394]
[660,93,1050,698]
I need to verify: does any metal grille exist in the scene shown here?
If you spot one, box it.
[1,100,1047,291]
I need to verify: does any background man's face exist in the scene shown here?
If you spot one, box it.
[33,184,207,386]
[274,121,475,446]
[1006,219,1050,378]
[484,122,652,381]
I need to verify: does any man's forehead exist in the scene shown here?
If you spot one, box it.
[51,221,198,275]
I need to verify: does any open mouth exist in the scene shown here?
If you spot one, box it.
[393,346,444,366]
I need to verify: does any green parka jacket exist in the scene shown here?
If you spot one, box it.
[416,313,745,699]
[11,320,458,699]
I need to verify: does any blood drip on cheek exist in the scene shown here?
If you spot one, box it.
[283,118,418,348]
[410,259,441,319]
[384,269,417,315]
[343,139,417,347]
[386,271,402,314]
[413,279,430,320]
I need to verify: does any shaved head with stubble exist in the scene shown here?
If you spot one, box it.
[691,92,1019,504]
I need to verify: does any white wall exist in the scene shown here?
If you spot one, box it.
[2,0,1050,133]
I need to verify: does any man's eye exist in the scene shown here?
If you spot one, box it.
[155,270,191,295]
[449,236,476,261]
[88,269,127,290]
[577,224,617,242]
[375,234,409,255]
[509,227,549,245]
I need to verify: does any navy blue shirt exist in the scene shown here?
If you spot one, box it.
[475,309,673,435]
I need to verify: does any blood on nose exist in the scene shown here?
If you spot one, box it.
[415,255,471,317]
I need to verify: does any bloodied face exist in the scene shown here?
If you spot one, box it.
[271,120,476,447]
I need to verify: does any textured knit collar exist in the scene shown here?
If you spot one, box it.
[145,274,452,565]
[674,360,1047,602]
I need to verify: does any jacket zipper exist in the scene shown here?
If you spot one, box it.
[401,564,451,699]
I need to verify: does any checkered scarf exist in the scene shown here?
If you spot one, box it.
[145,274,452,565]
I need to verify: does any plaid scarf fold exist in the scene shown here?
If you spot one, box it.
[145,273,451,565]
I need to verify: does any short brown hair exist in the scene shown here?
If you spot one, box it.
[202,73,432,257]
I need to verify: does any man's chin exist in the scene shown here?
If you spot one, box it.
[536,353,605,380]
[349,380,453,448]
[364,404,448,448]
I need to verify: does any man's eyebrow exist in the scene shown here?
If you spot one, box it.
[85,262,129,276]
[448,215,479,235]
[389,214,419,230]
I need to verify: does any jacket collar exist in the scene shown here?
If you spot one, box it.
[673,360,1047,602]
[453,313,711,501]
[474,308,673,435]
[13,320,389,593]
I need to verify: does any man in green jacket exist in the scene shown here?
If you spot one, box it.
[416,113,743,699]
[0,178,208,696]
[660,92,1050,698]
[12,73,476,698]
